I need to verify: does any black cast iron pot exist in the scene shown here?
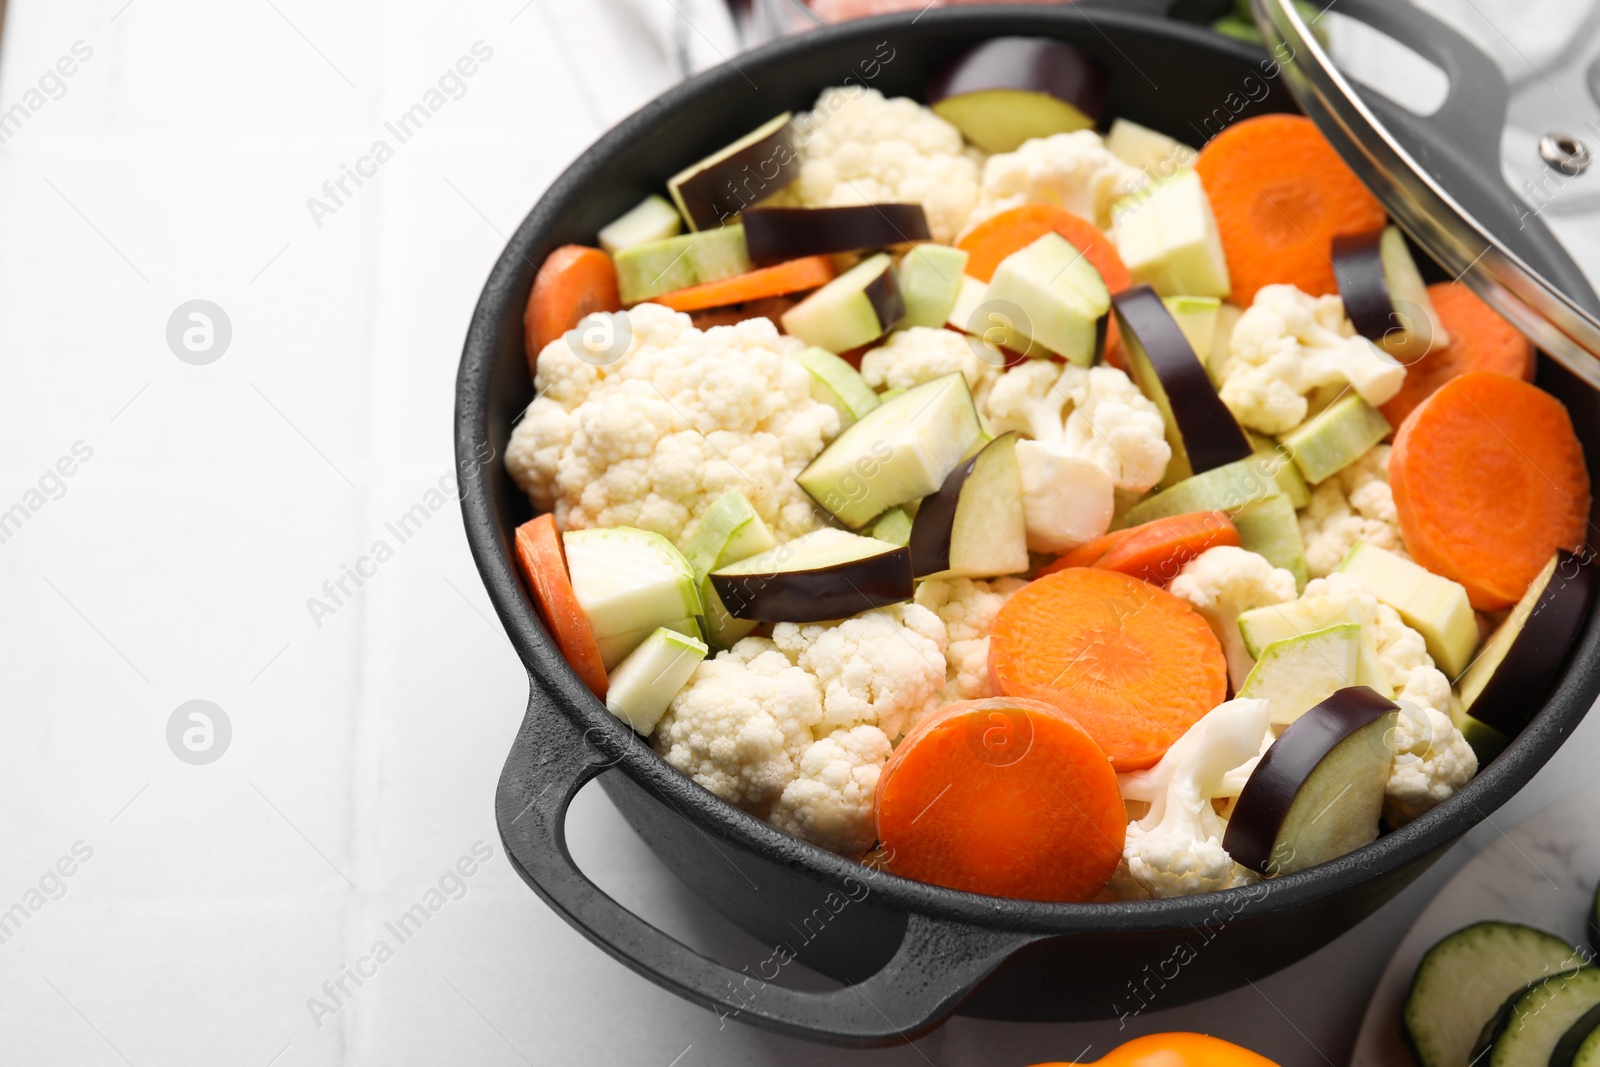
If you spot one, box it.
[457,3,1600,1047]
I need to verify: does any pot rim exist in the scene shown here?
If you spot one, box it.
[456,5,1600,935]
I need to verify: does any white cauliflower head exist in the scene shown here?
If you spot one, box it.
[1384,702,1477,827]
[1299,444,1408,578]
[1219,284,1404,435]
[1169,546,1299,688]
[789,86,984,244]
[1112,698,1271,898]
[771,602,949,740]
[980,358,1070,442]
[980,360,1171,491]
[968,130,1146,231]
[653,640,823,815]
[656,599,958,855]
[1014,440,1115,553]
[913,576,1027,704]
[506,304,839,549]
[769,725,893,855]
[859,325,1001,403]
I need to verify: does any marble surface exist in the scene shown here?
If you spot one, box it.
[1,2,1598,1066]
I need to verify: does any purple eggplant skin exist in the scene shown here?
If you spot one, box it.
[862,259,908,337]
[709,547,913,622]
[1331,230,1397,341]
[674,121,800,231]
[908,451,978,578]
[1223,686,1398,876]
[1112,285,1251,476]
[741,205,931,266]
[925,37,1109,124]
[1470,550,1597,737]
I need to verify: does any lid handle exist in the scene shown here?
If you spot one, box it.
[1253,0,1600,390]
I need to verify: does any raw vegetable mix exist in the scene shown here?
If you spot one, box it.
[502,39,1594,905]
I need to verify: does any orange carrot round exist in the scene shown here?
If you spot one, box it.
[957,204,1131,360]
[1390,372,1591,611]
[874,697,1124,902]
[514,514,608,697]
[1195,114,1387,306]
[989,568,1228,771]
[1379,281,1536,428]
[524,245,621,367]
[654,255,834,312]
[1041,511,1239,585]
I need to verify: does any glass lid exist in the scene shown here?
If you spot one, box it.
[1251,0,1600,389]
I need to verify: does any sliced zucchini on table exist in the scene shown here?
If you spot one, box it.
[1554,1001,1600,1067]
[1403,921,1580,1067]
[1566,1025,1600,1067]
[1475,967,1600,1066]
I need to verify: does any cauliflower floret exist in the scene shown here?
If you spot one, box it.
[771,603,948,740]
[789,86,984,244]
[505,304,839,549]
[914,577,1027,703]
[1382,625,1453,714]
[658,605,947,853]
[1299,444,1408,578]
[980,359,1071,441]
[769,726,893,854]
[1169,546,1299,688]
[1014,441,1115,553]
[968,130,1146,231]
[653,640,824,815]
[1062,366,1174,493]
[1219,285,1405,435]
[1112,698,1271,899]
[859,326,1001,403]
[1384,703,1477,826]
[981,360,1171,492]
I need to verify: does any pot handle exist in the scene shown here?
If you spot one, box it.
[495,680,1041,1047]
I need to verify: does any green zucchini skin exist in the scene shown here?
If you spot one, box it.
[1402,921,1581,1067]
[1480,967,1600,1067]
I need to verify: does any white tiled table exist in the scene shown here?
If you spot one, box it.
[1,3,1596,1064]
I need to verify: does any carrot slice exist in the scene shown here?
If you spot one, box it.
[513,514,608,697]
[874,697,1125,902]
[989,568,1228,771]
[1379,281,1536,429]
[524,245,621,367]
[653,255,834,312]
[1390,372,1591,611]
[1195,114,1387,306]
[1040,511,1239,585]
[1043,527,1140,573]
[957,204,1131,362]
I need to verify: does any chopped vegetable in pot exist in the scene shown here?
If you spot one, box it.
[503,60,1592,904]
